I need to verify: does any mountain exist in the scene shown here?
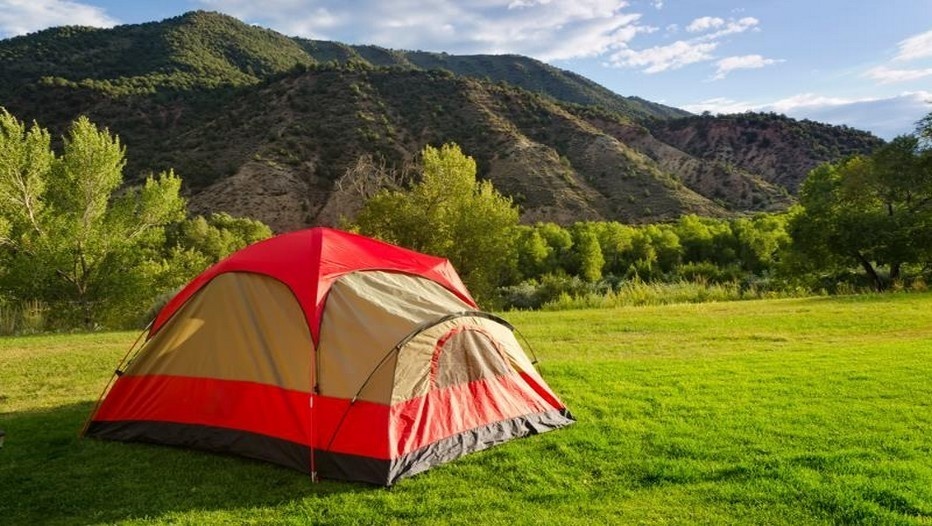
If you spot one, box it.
[0,12,314,97]
[0,11,883,231]
[647,112,883,192]
[0,11,683,120]
[306,45,691,120]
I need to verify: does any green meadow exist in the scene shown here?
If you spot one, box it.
[1,293,931,525]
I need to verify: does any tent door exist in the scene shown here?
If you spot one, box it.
[429,326,513,390]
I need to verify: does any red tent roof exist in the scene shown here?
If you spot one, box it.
[151,227,477,344]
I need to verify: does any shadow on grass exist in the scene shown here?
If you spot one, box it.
[0,401,368,525]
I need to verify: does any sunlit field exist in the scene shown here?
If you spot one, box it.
[2,293,931,525]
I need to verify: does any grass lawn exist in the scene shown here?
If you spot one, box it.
[1,293,931,525]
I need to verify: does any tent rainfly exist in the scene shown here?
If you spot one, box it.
[84,227,574,485]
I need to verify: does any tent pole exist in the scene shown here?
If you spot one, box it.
[323,346,397,453]
[512,325,542,372]
[79,322,151,437]
[309,393,318,483]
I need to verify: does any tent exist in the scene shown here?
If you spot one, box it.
[84,227,573,485]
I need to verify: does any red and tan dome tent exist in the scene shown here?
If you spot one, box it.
[84,227,573,485]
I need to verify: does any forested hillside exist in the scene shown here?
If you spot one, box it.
[0,10,883,231]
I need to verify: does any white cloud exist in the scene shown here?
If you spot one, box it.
[767,93,864,113]
[609,16,759,74]
[508,0,550,9]
[865,66,932,84]
[696,17,758,41]
[196,0,650,62]
[610,40,716,73]
[686,16,724,33]
[0,0,117,38]
[772,91,932,139]
[191,2,765,76]
[686,16,758,39]
[684,91,932,139]
[712,54,782,80]
[894,28,932,62]
[862,28,932,88]
[682,97,755,114]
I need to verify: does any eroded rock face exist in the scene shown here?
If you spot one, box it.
[189,161,317,233]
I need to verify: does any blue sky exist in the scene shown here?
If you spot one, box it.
[1,0,930,139]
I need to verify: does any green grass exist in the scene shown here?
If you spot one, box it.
[2,293,931,525]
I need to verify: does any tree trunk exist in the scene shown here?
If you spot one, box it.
[76,282,93,329]
[77,253,93,329]
[890,262,901,284]
[855,252,885,291]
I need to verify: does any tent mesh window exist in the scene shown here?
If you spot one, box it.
[431,327,512,389]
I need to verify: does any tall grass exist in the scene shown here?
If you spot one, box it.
[540,279,807,310]
[0,299,48,335]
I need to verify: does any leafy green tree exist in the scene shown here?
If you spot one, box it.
[644,224,683,273]
[0,110,185,327]
[514,225,552,280]
[535,222,574,274]
[732,214,791,273]
[624,228,659,280]
[0,109,53,247]
[171,212,272,262]
[918,112,932,146]
[788,130,932,291]
[676,215,715,264]
[675,215,736,266]
[569,223,604,282]
[354,143,519,303]
[591,222,635,276]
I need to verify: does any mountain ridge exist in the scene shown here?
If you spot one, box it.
[0,11,883,231]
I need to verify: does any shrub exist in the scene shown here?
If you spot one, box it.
[0,299,49,336]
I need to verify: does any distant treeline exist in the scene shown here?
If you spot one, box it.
[497,214,795,310]
[1,109,929,333]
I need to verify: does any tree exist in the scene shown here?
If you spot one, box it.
[535,222,574,274]
[732,214,791,273]
[788,128,932,291]
[918,112,932,147]
[592,221,635,276]
[676,215,722,265]
[0,110,185,327]
[514,226,552,281]
[569,223,604,282]
[644,224,683,273]
[0,109,274,330]
[354,143,519,303]
[0,109,53,246]
[171,212,272,262]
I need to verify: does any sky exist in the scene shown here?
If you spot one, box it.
[1,1,930,139]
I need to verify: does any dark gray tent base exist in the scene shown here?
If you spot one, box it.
[86,408,574,486]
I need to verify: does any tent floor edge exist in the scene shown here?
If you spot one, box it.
[386,408,575,486]
[85,420,396,485]
[85,420,312,474]
[85,410,575,486]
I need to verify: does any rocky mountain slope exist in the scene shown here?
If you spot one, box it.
[647,112,882,192]
[0,11,883,231]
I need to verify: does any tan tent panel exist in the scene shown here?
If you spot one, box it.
[318,270,474,403]
[125,272,313,392]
